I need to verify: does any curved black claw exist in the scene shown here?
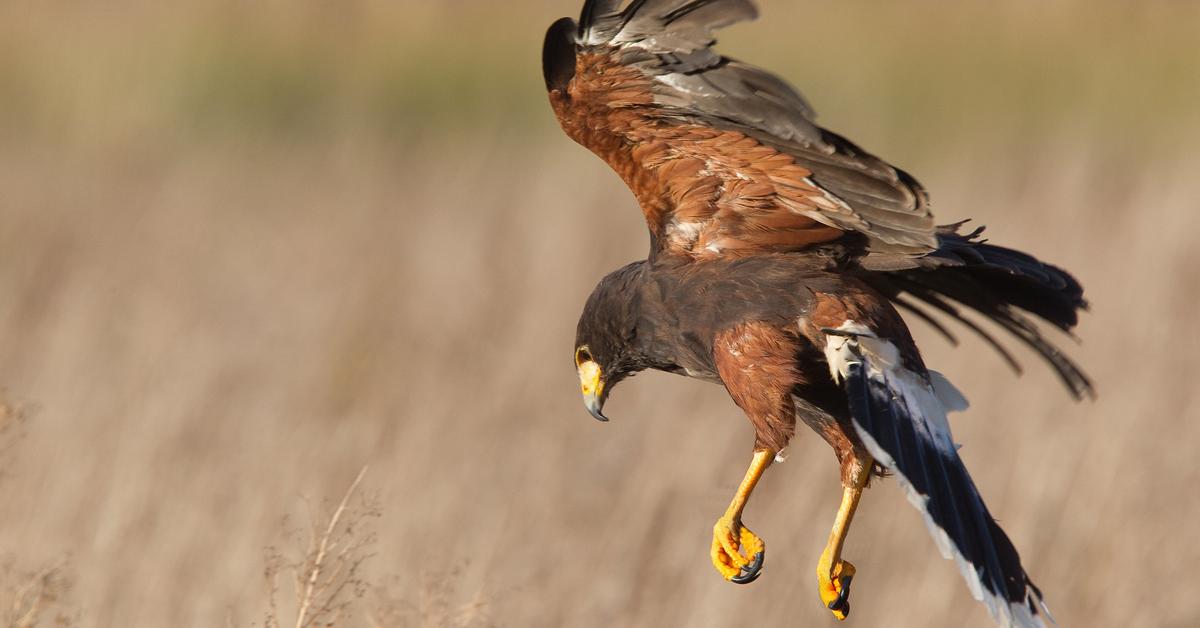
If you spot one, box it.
[730,551,764,584]
[827,574,854,614]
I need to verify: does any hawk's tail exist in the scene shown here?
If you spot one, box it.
[824,325,1053,627]
[863,224,1093,400]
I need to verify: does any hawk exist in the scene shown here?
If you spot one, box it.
[543,1,1090,625]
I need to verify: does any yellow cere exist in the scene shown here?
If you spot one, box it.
[577,360,602,397]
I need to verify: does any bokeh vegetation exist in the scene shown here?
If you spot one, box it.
[2,1,1197,150]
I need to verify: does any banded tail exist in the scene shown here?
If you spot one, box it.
[825,325,1053,627]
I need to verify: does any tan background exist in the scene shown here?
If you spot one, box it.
[1,1,1198,626]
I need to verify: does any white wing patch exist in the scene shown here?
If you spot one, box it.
[930,369,970,413]
[823,321,958,456]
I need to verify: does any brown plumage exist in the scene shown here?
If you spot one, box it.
[547,1,1090,626]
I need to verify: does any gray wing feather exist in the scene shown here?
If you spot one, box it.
[578,0,624,43]
[614,0,759,54]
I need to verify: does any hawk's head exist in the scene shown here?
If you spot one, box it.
[573,262,647,422]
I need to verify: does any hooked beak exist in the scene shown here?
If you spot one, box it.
[578,360,608,422]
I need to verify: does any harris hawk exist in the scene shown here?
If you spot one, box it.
[543,1,1090,625]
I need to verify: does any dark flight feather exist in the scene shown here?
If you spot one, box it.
[863,224,1093,400]
[543,17,579,92]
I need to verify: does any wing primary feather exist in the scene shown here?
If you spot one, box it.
[663,0,713,24]
[880,276,1025,374]
[579,0,624,41]
[617,0,651,32]
[890,294,960,346]
[903,273,1093,400]
[864,225,1093,400]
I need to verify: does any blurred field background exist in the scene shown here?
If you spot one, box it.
[1,0,1198,626]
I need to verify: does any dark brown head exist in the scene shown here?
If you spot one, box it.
[573,262,649,422]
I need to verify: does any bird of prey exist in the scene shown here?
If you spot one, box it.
[543,1,1090,625]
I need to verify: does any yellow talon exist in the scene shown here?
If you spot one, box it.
[817,557,856,620]
[815,455,872,620]
[710,449,773,584]
[710,516,765,582]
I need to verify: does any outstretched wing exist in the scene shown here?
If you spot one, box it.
[822,322,1052,628]
[544,0,936,261]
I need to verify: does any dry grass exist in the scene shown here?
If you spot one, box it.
[367,566,496,628]
[0,396,75,628]
[0,393,29,475]
[1,559,74,628]
[263,468,377,628]
[0,1,1198,627]
[254,468,492,628]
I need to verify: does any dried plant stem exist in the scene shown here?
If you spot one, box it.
[8,559,70,628]
[293,466,368,628]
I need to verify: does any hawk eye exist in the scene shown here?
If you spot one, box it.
[575,346,593,366]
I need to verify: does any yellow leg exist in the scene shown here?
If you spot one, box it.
[711,449,773,584]
[816,455,873,620]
